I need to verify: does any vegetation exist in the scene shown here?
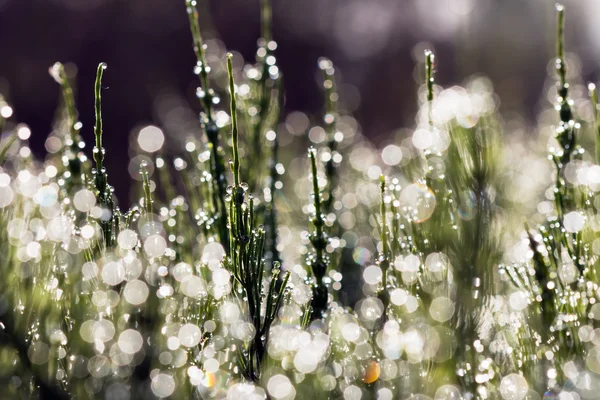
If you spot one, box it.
[0,1,599,399]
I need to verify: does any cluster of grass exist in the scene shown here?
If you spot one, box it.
[0,1,600,399]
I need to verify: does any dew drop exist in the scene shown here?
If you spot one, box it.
[118,329,143,354]
[144,234,167,258]
[123,280,149,305]
[564,211,585,233]
[101,261,126,286]
[73,189,96,212]
[267,374,293,399]
[363,265,382,285]
[178,323,202,348]
[499,373,528,400]
[138,125,165,153]
[399,183,436,223]
[0,186,14,208]
[151,373,176,398]
[117,229,138,250]
[28,342,50,365]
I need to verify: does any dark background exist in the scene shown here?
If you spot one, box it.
[0,0,599,201]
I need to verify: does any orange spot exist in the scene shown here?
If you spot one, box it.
[203,372,216,388]
[363,361,380,384]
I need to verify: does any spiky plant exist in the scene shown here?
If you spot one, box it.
[2,1,600,399]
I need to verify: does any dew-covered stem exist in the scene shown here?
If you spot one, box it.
[557,4,566,89]
[222,69,287,378]
[50,62,85,187]
[185,0,229,250]
[308,147,329,320]
[309,148,324,265]
[141,162,153,215]
[554,4,576,168]
[185,0,213,122]
[93,63,106,171]
[319,58,338,213]
[524,222,554,336]
[50,63,78,139]
[92,62,114,247]
[227,54,240,188]
[420,50,435,185]
[425,49,435,127]
[379,175,389,292]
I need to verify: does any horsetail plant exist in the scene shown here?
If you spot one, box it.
[224,53,290,381]
[245,0,278,194]
[319,58,340,215]
[510,3,595,392]
[48,62,86,189]
[307,147,330,320]
[186,0,229,250]
[91,62,116,248]
[377,175,390,310]
[553,4,580,217]
[3,1,600,399]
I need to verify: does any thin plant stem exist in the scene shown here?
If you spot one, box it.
[141,162,153,215]
[319,58,338,214]
[0,132,18,164]
[557,4,566,90]
[422,50,435,184]
[379,175,389,292]
[92,62,114,247]
[260,0,272,44]
[309,148,324,265]
[554,3,575,166]
[50,62,85,187]
[93,63,106,171]
[186,0,214,122]
[308,147,329,320]
[227,54,240,188]
[51,63,78,139]
[185,0,229,250]
[425,49,435,127]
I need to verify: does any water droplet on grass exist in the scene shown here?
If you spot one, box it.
[564,211,585,233]
[118,329,143,354]
[178,323,202,348]
[144,234,167,258]
[399,183,436,223]
[499,374,528,400]
[123,280,149,305]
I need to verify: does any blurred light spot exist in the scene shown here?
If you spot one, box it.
[138,125,165,153]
